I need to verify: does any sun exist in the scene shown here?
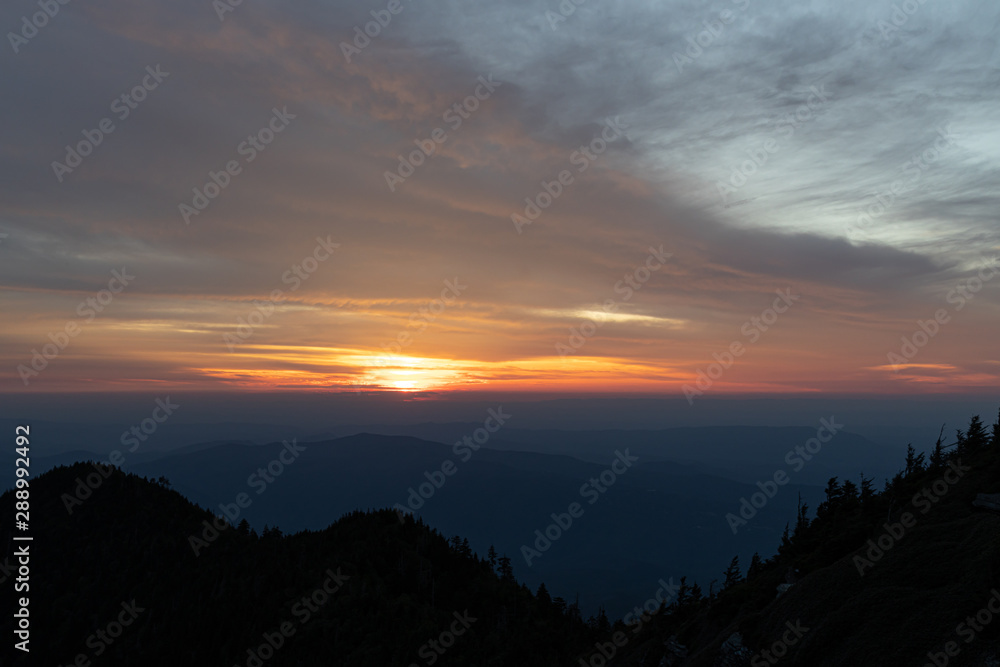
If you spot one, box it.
[386,368,425,391]
[358,355,466,392]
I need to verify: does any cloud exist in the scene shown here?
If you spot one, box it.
[0,0,997,393]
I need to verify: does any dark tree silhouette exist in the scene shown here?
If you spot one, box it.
[497,554,514,582]
[964,415,989,453]
[904,444,925,475]
[860,473,876,505]
[536,582,551,605]
[723,556,742,590]
[930,424,947,471]
[747,552,763,579]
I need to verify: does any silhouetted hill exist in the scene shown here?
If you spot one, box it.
[589,411,1000,666]
[476,426,900,486]
[4,409,998,665]
[0,463,599,666]
[291,424,901,487]
[117,433,823,616]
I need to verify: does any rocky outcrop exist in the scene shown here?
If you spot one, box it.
[714,632,753,667]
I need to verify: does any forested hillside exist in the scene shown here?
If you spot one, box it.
[601,410,1000,666]
[4,408,998,666]
[1,463,599,666]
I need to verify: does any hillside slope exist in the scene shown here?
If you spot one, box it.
[600,411,1000,666]
[1,463,599,666]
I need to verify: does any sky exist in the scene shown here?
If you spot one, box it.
[1,0,998,397]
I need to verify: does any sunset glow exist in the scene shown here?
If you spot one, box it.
[1,1,997,399]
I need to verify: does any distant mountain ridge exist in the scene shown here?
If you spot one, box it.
[2,463,599,666]
[33,432,826,616]
[7,407,996,665]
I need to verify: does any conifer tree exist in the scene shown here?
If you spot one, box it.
[929,424,946,471]
[860,472,876,507]
[497,555,514,582]
[747,552,763,579]
[723,556,742,590]
[965,415,989,452]
[904,444,925,475]
[792,495,810,541]
[779,522,793,557]
[690,582,703,605]
[595,607,610,633]
[676,576,690,609]
[568,596,582,621]
[824,477,842,504]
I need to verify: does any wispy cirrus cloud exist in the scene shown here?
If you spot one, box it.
[0,0,997,393]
